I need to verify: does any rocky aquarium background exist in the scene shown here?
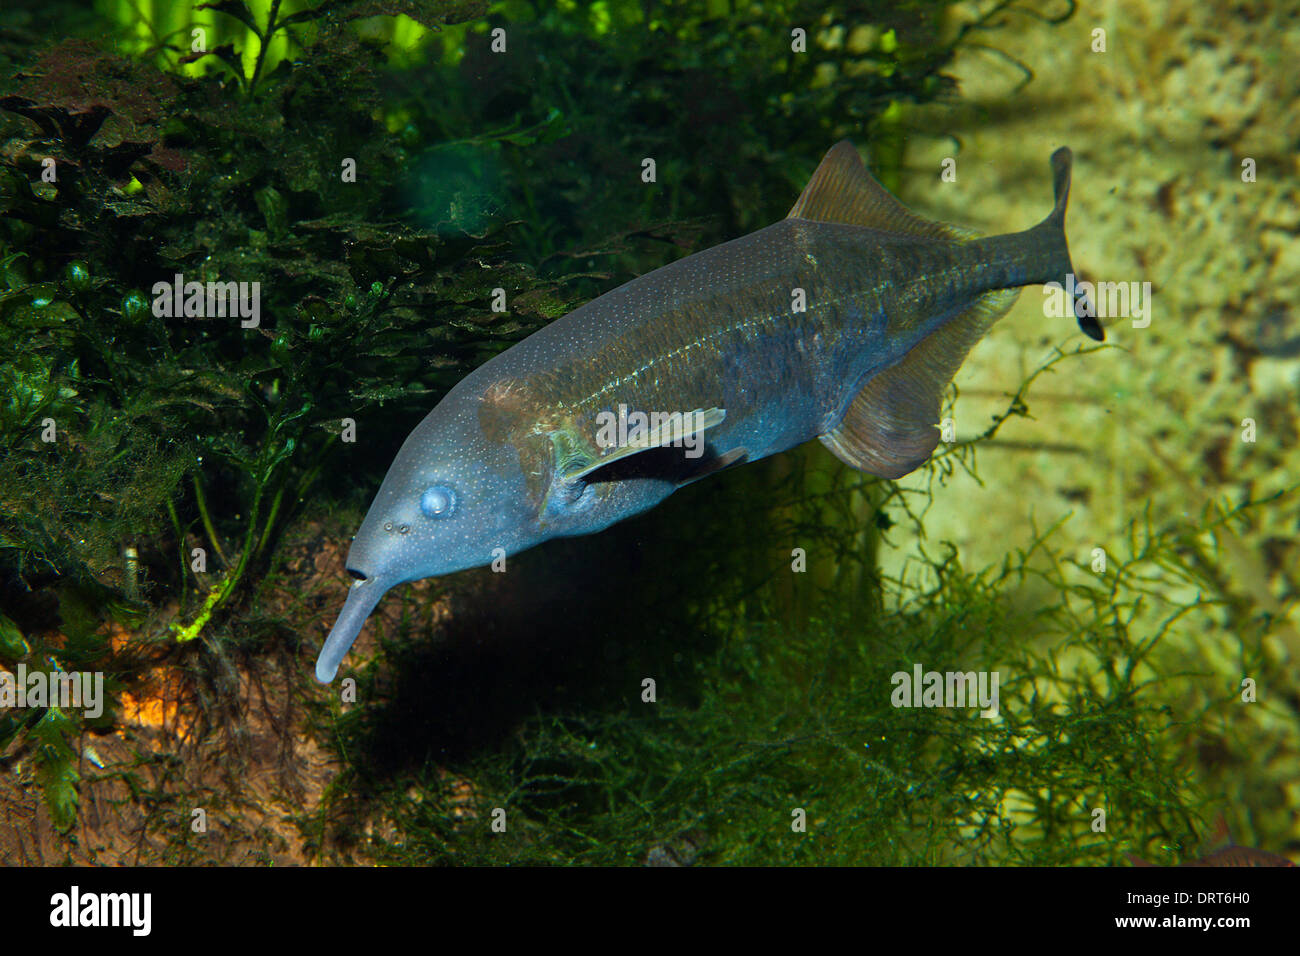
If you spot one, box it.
[0,0,1296,866]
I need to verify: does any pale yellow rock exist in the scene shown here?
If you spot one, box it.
[880,0,1299,852]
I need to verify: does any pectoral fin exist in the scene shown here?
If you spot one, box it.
[560,407,726,482]
[677,446,748,488]
[820,290,1018,479]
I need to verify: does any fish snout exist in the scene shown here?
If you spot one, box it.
[314,571,391,683]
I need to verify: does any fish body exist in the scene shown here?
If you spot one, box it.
[315,142,1099,682]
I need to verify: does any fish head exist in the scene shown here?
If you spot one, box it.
[314,384,540,683]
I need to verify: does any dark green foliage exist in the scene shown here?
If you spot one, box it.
[0,9,576,601]
[29,707,81,830]
[0,1,532,826]
[402,0,968,275]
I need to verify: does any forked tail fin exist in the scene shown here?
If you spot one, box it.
[1042,147,1104,341]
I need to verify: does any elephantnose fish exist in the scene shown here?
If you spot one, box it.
[315,141,1101,682]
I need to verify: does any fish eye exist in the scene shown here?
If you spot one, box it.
[420,484,457,519]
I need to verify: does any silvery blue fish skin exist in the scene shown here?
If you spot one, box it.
[315,141,1101,683]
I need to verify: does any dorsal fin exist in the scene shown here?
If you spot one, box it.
[787,140,972,241]
[819,288,1019,478]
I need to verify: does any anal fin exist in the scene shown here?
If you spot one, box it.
[820,289,1020,479]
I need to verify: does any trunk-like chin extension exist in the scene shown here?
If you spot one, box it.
[315,578,390,683]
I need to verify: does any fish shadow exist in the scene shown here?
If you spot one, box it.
[340,464,776,778]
